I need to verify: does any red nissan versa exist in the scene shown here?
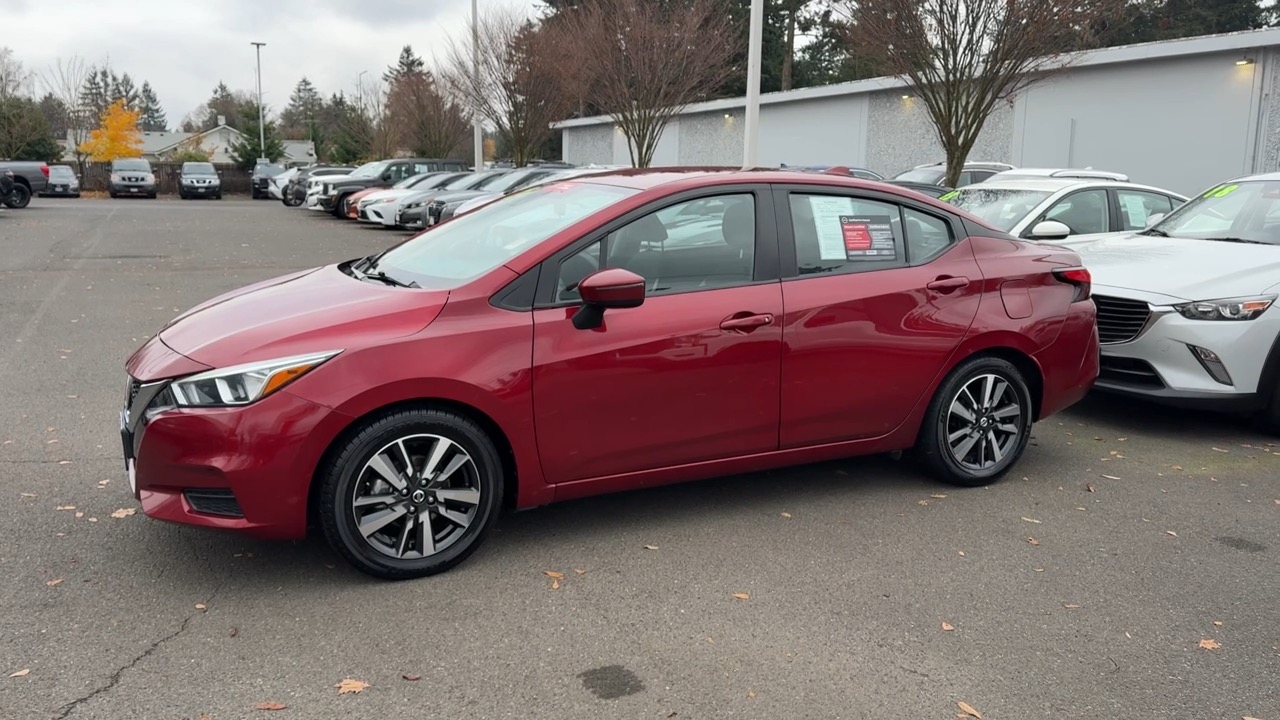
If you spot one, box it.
[121,169,1099,579]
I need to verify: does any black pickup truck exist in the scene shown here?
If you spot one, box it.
[0,161,51,209]
[320,157,469,217]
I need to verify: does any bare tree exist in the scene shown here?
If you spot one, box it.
[443,9,574,166]
[41,56,91,170]
[351,75,397,159]
[389,70,471,159]
[843,0,1125,187]
[553,0,737,168]
[1,47,34,99]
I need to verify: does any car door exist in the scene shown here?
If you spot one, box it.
[530,187,784,483]
[775,186,982,445]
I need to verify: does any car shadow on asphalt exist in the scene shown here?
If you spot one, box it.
[1063,392,1268,441]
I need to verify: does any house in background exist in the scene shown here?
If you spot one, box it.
[62,115,316,165]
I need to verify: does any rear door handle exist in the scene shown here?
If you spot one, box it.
[926,276,970,293]
[720,313,774,333]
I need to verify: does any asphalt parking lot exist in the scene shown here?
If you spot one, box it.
[0,198,1277,720]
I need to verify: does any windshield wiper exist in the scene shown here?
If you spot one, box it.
[1203,237,1270,245]
[1139,228,1169,237]
[363,270,418,288]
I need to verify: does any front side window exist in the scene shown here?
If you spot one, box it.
[894,168,945,184]
[555,193,758,301]
[1042,189,1109,235]
[374,181,638,289]
[944,188,1052,231]
[789,194,905,275]
[1116,189,1176,230]
[349,161,389,179]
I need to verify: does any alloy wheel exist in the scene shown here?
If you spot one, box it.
[350,434,482,560]
[944,373,1025,472]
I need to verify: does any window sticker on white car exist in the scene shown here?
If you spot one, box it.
[839,215,899,260]
[1120,195,1148,227]
[1203,183,1239,199]
[809,196,859,260]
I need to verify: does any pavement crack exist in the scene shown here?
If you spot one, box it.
[52,614,194,719]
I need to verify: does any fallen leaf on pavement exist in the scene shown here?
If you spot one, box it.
[1062,603,1081,609]
[643,544,659,550]
[917,500,929,506]
[573,568,586,575]
[230,627,239,637]
[1166,531,1178,537]
[87,517,97,523]
[543,570,564,579]
[549,578,560,590]
[57,460,72,465]
[1101,475,1121,480]
[1027,537,1040,546]
[1212,621,1223,626]
[55,505,76,511]
[1021,517,1042,524]
[20,493,35,498]
[195,603,207,611]
[335,678,369,694]
[403,674,421,681]
[1086,483,1096,493]
[732,593,750,600]
[930,494,947,499]
[254,701,287,711]
[941,622,955,631]
[780,512,792,518]
[1117,437,1127,441]
[747,689,756,698]
[110,508,136,519]
[1244,716,1263,720]
[97,479,109,487]
[1171,465,1184,471]
[1198,638,1221,650]
[957,701,983,718]
[9,669,30,678]
[958,550,966,557]
[74,512,84,518]
[1212,447,1228,453]
[46,579,63,587]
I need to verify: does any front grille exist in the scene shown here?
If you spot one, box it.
[1093,295,1152,344]
[1098,356,1164,388]
[184,489,244,517]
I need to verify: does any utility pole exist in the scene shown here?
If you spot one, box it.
[357,70,368,115]
[251,42,267,163]
[742,0,764,170]
[472,0,484,170]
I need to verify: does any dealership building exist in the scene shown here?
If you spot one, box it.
[555,27,1280,196]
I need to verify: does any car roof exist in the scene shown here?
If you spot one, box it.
[956,177,1187,198]
[1225,171,1280,183]
[990,167,1130,181]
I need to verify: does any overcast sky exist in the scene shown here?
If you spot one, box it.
[5,0,536,127]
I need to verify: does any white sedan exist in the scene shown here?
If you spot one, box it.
[1065,172,1280,431]
[942,174,1187,241]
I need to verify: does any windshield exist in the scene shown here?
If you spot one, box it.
[255,164,284,176]
[113,159,150,172]
[893,168,944,184]
[349,161,389,179]
[944,188,1052,231]
[50,166,75,177]
[372,182,638,289]
[182,162,216,176]
[486,170,549,194]
[440,173,486,190]
[395,173,436,189]
[1150,180,1280,245]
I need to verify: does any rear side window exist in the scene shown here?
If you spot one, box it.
[788,194,906,275]
[1116,189,1176,230]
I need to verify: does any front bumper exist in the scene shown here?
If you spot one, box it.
[121,375,345,540]
[1095,291,1279,411]
[41,184,80,196]
[112,182,156,194]
[180,183,220,195]
[397,206,426,228]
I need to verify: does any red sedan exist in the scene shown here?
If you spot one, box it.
[121,169,1099,579]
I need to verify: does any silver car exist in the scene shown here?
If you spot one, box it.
[109,158,157,199]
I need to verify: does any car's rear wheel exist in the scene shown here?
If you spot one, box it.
[4,183,31,209]
[915,356,1033,487]
[318,408,504,580]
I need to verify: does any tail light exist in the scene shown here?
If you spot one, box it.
[1053,266,1092,302]
[41,165,50,177]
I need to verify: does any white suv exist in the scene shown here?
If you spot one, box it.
[1065,172,1280,431]
[942,174,1186,242]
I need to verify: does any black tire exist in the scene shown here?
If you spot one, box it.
[333,196,350,218]
[215,193,222,200]
[915,355,1034,487]
[4,183,32,209]
[148,192,157,199]
[318,408,505,580]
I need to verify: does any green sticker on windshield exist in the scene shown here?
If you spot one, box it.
[1202,183,1239,199]
[938,191,959,202]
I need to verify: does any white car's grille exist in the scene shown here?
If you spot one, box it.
[1093,295,1152,344]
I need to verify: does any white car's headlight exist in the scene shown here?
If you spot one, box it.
[170,351,340,407]
[1174,295,1275,321]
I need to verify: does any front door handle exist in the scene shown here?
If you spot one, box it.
[926,276,970,294]
[720,313,774,333]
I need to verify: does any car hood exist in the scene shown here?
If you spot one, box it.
[1064,233,1280,302]
[436,190,488,204]
[400,188,451,204]
[362,188,418,203]
[157,265,449,369]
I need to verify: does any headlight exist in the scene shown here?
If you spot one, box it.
[1173,295,1275,321]
[404,201,424,209]
[169,351,340,407]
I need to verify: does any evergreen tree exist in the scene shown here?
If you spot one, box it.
[280,77,322,138]
[229,102,286,169]
[137,81,167,131]
[114,72,138,109]
[206,81,241,129]
[383,45,426,85]
[80,69,110,122]
[36,92,70,137]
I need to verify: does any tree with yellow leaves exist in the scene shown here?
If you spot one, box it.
[78,98,143,161]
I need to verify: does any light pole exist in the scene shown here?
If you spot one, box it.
[742,0,764,170]
[357,70,368,115]
[472,0,484,170]
[251,42,267,163]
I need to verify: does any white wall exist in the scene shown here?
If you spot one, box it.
[759,95,869,168]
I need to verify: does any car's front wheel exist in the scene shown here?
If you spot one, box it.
[318,408,505,580]
[915,356,1034,487]
[4,184,31,208]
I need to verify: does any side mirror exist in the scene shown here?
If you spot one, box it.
[1029,220,1072,241]
[382,171,394,181]
[573,268,646,330]
[1144,213,1165,228]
